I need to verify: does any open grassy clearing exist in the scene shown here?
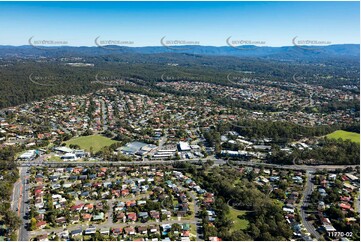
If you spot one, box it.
[326,130,360,143]
[228,206,249,231]
[64,134,118,152]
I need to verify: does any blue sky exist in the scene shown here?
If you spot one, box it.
[0,1,359,47]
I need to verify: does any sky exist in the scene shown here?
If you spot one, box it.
[0,1,359,47]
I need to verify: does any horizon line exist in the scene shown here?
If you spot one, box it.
[1,43,360,48]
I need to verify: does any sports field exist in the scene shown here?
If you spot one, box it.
[65,134,118,152]
[326,130,360,143]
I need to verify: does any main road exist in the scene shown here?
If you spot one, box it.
[12,166,30,241]
[16,155,357,241]
[19,158,358,172]
[300,171,322,240]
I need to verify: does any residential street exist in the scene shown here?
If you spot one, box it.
[15,156,358,241]
[29,217,198,237]
[189,191,203,240]
[28,180,201,239]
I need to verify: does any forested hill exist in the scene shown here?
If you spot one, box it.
[0,44,359,61]
[0,44,359,109]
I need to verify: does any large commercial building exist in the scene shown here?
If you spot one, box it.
[178,142,191,151]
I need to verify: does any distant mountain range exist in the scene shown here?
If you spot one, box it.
[0,44,359,61]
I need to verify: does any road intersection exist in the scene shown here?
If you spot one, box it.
[13,155,358,240]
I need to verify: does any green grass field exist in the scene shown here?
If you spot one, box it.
[64,134,118,152]
[228,206,249,231]
[326,130,360,143]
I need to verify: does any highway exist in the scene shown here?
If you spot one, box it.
[300,171,322,240]
[18,159,358,173]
